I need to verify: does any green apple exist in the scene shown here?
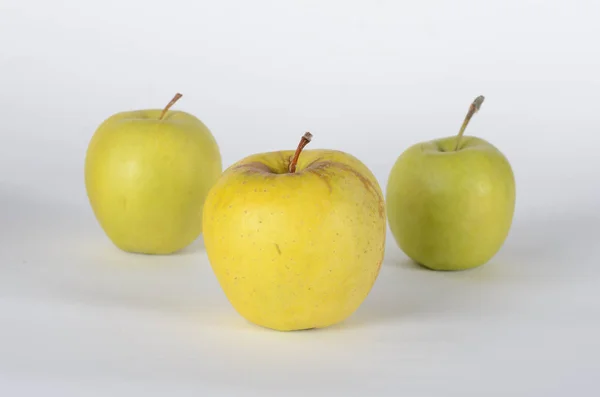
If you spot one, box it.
[85,93,222,255]
[202,133,387,331]
[386,96,516,270]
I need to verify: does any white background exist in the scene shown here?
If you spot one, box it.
[1,0,599,396]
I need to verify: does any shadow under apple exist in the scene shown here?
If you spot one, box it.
[176,235,206,256]
[340,206,600,330]
[343,259,473,328]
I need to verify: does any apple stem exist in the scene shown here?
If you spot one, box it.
[288,132,313,173]
[454,95,485,151]
[159,93,183,120]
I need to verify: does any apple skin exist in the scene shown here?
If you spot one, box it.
[84,109,222,255]
[386,135,515,271]
[202,149,386,331]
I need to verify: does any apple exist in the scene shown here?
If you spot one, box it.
[202,133,386,331]
[386,96,516,271]
[85,93,222,255]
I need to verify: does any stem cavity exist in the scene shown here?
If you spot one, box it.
[455,95,485,151]
[159,93,183,120]
[288,132,313,173]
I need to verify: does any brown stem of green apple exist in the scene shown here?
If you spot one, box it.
[289,132,313,173]
[454,95,485,151]
[159,93,183,120]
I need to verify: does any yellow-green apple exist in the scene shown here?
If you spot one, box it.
[386,96,516,271]
[202,133,386,331]
[85,93,222,255]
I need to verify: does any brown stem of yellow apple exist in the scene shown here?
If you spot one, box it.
[289,132,313,173]
[454,95,485,151]
[159,93,183,120]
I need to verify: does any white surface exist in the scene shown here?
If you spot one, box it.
[1,0,600,396]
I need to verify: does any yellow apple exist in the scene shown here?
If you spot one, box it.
[386,96,516,271]
[202,133,386,331]
[85,93,222,255]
